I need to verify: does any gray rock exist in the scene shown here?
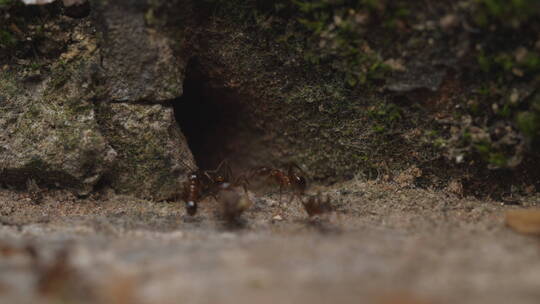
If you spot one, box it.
[21,0,55,4]
[386,62,447,93]
[0,63,116,195]
[96,102,195,200]
[94,0,185,102]
[0,3,194,199]
[63,0,86,6]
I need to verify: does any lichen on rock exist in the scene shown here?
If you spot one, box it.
[95,102,194,200]
[93,0,186,102]
[0,62,116,195]
[0,1,194,198]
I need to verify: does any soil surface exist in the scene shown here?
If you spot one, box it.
[1,180,540,304]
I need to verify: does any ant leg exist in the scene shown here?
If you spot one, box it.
[215,159,233,182]
[203,171,214,182]
[263,174,276,192]
[225,162,233,182]
[278,185,283,205]
[214,159,227,173]
[237,175,249,195]
[286,191,296,205]
[287,162,306,176]
[205,159,229,180]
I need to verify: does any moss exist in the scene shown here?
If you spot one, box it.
[457,2,540,168]
[25,156,49,171]
[0,0,16,9]
[144,7,157,26]
[189,0,442,181]
[4,0,538,194]
[0,71,22,96]
[474,0,540,27]
[200,0,404,87]
[94,103,183,199]
[516,111,539,138]
[488,152,508,167]
[0,29,17,48]
[367,102,403,131]
[0,2,58,60]
[471,141,509,167]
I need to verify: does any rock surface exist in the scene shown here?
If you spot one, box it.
[1,0,539,198]
[94,0,186,102]
[1,181,540,304]
[0,38,115,195]
[0,84,115,195]
[96,102,194,200]
[0,1,195,198]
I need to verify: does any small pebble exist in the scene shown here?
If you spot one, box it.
[505,209,540,236]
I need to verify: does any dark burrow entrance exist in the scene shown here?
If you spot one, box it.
[173,58,260,171]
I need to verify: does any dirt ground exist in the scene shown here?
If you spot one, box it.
[1,179,540,304]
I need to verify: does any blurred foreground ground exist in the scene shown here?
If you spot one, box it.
[1,180,540,304]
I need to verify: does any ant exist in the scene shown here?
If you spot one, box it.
[204,162,252,222]
[182,171,206,216]
[250,163,307,204]
[181,160,239,216]
[202,160,235,198]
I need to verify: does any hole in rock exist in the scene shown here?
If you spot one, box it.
[173,58,262,172]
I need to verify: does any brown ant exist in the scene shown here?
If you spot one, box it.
[250,163,307,204]
[181,160,236,216]
[301,192,333,217]
[181,160,313,218]
[182,171,206,216]
[212,163,252,222]
[202,160,235,197]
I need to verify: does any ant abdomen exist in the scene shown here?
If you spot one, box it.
[185,201,197,216]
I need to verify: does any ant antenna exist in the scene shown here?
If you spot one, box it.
[178,155,197,172]
[287,162,306,175]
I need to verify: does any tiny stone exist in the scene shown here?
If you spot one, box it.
[439,14,459,31]
[509,90,519,104]
[506,209,540,236]
[272,215,283,221]
[512,68,524,77]
[21,0,55,4]
[63,0,86,6]
[514,47,528,63]
[384,58,406,72]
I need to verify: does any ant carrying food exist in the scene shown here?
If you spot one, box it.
[301,192,333,217]
[201,160,235,198]
[250,163,307,204]
[216,181,252,223]
[208,162,252,222]
[180,160,240,216]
